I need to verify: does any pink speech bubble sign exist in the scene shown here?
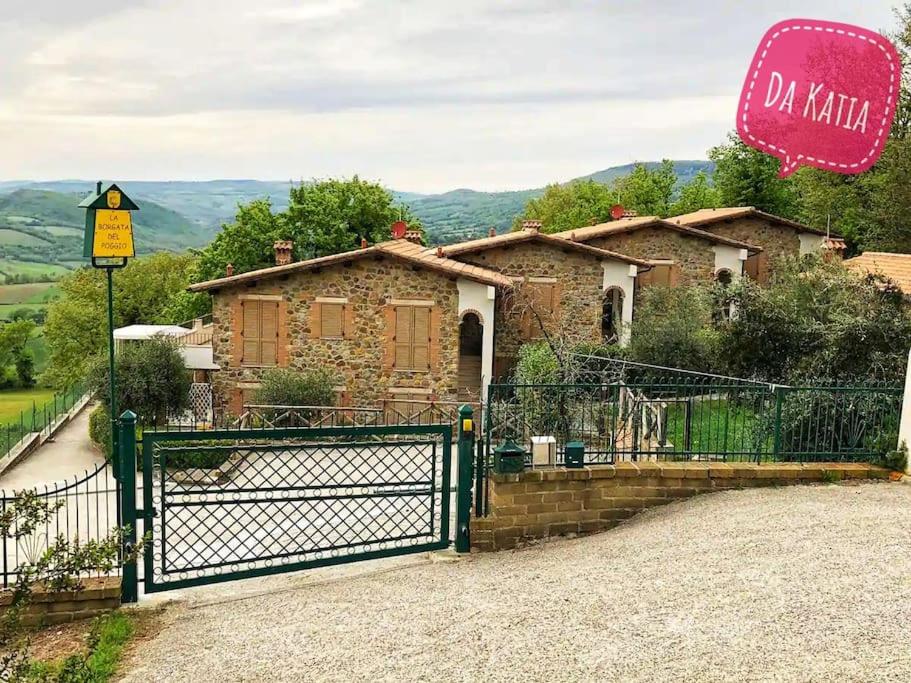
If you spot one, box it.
[737,18,901,178]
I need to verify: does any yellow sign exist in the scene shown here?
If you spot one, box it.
[93,210,134,258]
[462,418,473,432]
[106,190,121,209]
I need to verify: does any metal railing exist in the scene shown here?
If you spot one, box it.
[485,379,903,465]
[0,382,88,462]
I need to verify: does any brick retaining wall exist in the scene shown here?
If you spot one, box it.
[0,576,121,627]
[471,462,892,552]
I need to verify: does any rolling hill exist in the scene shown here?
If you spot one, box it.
[1,160,715,261]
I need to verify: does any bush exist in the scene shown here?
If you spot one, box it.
[89,405,112,454]
[514,342,560,385]
[628,285,720,373]
[89,337,191,426]
[253,367,337,407]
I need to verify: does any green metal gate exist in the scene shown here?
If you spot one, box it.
[134,421,452,593]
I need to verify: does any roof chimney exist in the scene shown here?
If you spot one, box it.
[621,209,638,219]
[226,263,234,277]
[436,247,444,258]
[273,240,293,266]
[488,227,496,238]
[521,220,542,232]
[404,229,423,244]
[361,237,368,249]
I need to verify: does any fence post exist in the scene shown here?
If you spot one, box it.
[898,348,911,475]
[455,405,475,553]
[771,385,785,463]
[118,410,139,604]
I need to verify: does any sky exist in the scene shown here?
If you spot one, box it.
[0,0,898,193]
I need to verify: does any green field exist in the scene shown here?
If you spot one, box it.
[38,225,83,237]
[0,282,59,304]
[0,259,70,279]
[0,229,49,246]
[0,387,56,427]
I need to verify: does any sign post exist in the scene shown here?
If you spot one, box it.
[79,182,138,477]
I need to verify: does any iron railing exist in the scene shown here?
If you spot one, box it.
[485,380,903,466]
[0,382,88,462]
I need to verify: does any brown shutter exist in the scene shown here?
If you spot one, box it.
[261,301,279,366]
[429,306,441,370]
[669,263,681,287]
[309,301,322,340]
[758,252,769,285]
[412,306,430,371]
[231,299,243,367]
[242,300,261,365]
[394,306,413,369]
[638,268,654,289]
[320,303,344,338]
[551,282,563,322]
[343,303,355,339]
[383,306,396,369]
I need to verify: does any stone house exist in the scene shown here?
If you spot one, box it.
[441,226,651,377]
[188,239,513,416]
[550,216,760,288]
[670,207,845,283]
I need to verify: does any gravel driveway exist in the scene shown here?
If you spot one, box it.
[121,483,911,682]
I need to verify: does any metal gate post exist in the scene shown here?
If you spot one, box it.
[118,410,138,603]
[455,405,475,553]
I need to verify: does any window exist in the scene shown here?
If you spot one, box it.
[320,302,345,338]
[641,262,679,288]
[241,299,279,366]
[602,287,624,342]
[521,281,556,340]
[393,305,431,371]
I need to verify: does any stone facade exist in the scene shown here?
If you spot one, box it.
[697,217,801,281]
[210,256,462,416]
[581,227,718,286]
[472,462,892,551]
[454,241,608,376]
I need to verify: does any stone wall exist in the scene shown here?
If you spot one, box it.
[582,227,717,286]
[698,217,801,279]
[210,256,462,415]
[0,577,121,627]
[455,241,606,374]
[471,462,891,551]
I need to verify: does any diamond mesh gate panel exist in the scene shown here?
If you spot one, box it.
[143,427,451,591]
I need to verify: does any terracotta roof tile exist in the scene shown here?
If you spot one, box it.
[551,217,762,252]
[671,206,831,237]
[844,252,911,293]
[188,239,513,292]
[441,228,651,266]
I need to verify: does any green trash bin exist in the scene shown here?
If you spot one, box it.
[564,441,584,469]
[493,439,526,474]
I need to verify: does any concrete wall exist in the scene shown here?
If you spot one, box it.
[712,245,747,278]
[602,261,637,346]
[472,462,891,551]
[457,279,496,401]
[799,232,826,256]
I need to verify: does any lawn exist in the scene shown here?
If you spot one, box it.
[0,281,60,304]
[0,259,70,280]
[0,387,57,427]
[663,396,771,460]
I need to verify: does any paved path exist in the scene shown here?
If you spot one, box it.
[121,483,911,683]
[0,405,105,491]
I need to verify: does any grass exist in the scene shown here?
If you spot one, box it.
[0,259,70,279]
[0,387,57,427]
[0,282,60,304]
[663,397,770,459]
[0,228,49,246]
[27,612,137,682]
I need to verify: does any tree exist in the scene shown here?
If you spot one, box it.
[611,160,677,217]
[512,180,616,232]
[89,337,191,427]
[195,199,285,282]
[254,368,337,407]
[709,132,799,217]
[669,171,722,215]
[43,253,203,389]
[286,176,424,259]
[0,319,35,373]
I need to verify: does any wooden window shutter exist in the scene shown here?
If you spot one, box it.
[638,268,654,289]
[429,306,441,370]
[383,306,396,369]
[309,302,322,340]
[412,306,431,371]
[669,263,681,287]
[320,303,344,338]
[241,300,261,366]
[394,306,413,369]
[260,301,279,366]
[343,303,355,339]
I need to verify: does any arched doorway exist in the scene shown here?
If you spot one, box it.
[602,287,624,343]
[458,312,483,400]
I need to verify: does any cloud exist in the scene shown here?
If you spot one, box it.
[0,0,897,191]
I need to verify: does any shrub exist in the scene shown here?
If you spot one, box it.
[514,342,560,385]
[89,405,112,454]
[89,337,191,426]
[628,284,720,373]
[253,367,337,407]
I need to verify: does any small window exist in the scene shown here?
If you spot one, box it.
[320,303,344,339]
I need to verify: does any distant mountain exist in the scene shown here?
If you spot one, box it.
[0,160,715,256]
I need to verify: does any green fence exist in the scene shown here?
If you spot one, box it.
[0,382,87,460]
[485,380,903,465]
